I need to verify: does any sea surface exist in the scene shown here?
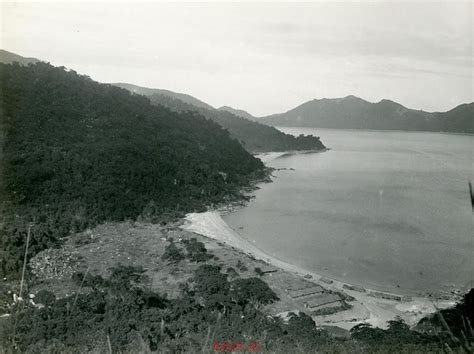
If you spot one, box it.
[224,128,473,295]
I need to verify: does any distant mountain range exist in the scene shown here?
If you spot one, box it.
[112,83,325,153]
[2,48,471,134]
[258,96,473,134]
[0,49,41,65]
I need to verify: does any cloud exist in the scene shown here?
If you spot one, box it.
[1,1,472,115]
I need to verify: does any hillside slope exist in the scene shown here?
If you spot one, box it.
[0,62,265,275]
[259,96,473,133]
[436,103,474,133]
[0,49,41,65]
[218,105,258,121]
[114,82,215,110]
[115,84,326,152]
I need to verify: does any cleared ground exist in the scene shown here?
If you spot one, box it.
[27,221,348,321]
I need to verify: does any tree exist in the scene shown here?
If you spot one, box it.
[231,277,278,306]
[387,316,410,334]
[191,265,231,309]
[183,238,213,262]
[226,267,238,278]
[236,260,247,271]
[162,242,185,263]
[350,323,386,343]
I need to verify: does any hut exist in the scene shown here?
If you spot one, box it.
[260,266,278,275]
[304,293,342,309]
[288,286,325,299]
[342,284,366,293]
[320,277,333,284]
[368,291,402,301]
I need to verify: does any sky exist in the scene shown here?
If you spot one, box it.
[1,1,472,116]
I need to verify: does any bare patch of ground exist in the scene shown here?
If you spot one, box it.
[25,220,348,324]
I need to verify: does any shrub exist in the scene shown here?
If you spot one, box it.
[231,277,279,306]
[162,242,185,263]
[226,267,238,278]
[236,259,248,271]
[34,290,56,306]
[183,238,213,263]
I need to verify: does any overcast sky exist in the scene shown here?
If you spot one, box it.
[1,1,472,116]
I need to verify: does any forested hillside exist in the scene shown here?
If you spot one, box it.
[218,105,257,121]
[115,82,214,110]
[0,62,265,276]
[114,83,326,153]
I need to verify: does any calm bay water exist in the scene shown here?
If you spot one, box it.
[224,128,473,295]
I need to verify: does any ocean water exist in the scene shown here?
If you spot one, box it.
[224,128,473,295]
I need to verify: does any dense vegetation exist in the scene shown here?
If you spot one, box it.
[113,82,214,110]
[0,264,331,352]
[218,105,257,121]
[0,62,266,277]
[2,259,473,352]
[416,288,474,351]
[260,95,474,133]
[162,237,215,264]
[114,83,326,153]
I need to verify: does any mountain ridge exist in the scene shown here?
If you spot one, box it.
[218,105,257,121]
[116,85,326,153]
[0,50,326,154]
[0,49,41,65]
[113,83,215,110]
[258,96,473,133]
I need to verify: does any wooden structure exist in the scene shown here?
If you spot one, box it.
[287,285,325,299]
[304,293,342,309]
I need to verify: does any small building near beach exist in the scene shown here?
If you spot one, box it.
[320,277,333,284]
[288,286,325,299]
[260,266,278,274]
[304,293,342,309]
[343,284,366,293]
[368,291,402,301]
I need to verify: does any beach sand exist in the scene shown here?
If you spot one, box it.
[181,211,455,330]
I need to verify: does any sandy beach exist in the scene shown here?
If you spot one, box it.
[181,211,455,330]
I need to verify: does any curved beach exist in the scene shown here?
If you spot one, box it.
[182,211,455,329]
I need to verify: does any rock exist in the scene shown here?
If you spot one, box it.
[29,248,83,280]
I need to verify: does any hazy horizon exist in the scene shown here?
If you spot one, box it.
[1,1,472,116]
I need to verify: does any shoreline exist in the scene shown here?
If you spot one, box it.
[181,210,456,330]
[255,148,329,163]
[275,126,474,137]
